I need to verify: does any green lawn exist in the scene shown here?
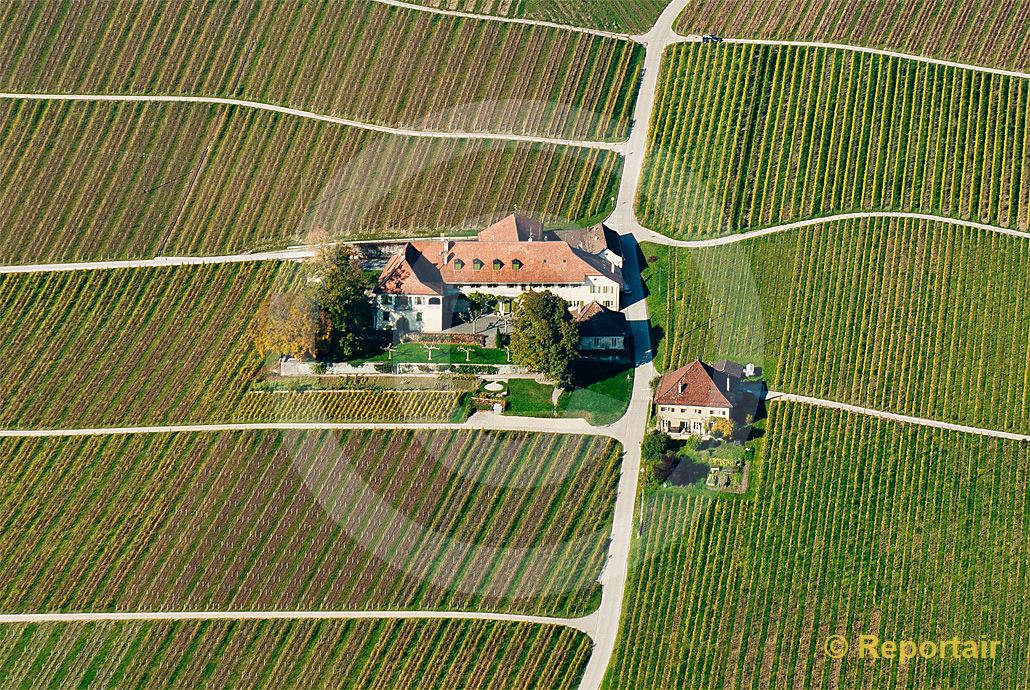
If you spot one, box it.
[504,379,559,417]
[558,362,633,425]
[504,362,633,425]
[356,342,510,365]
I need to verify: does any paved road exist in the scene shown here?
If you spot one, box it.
[0,608,594,635]
[373,0,632,41]
[675,35,1030,80]
[767,392,1030,442]
[0,93,623,152]
[575,231,658,690]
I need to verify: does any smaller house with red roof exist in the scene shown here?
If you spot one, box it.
[654,359,739,437]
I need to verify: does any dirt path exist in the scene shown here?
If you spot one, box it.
[0,608,595,636]
[0,93,623,152]
[766,392,1030,441]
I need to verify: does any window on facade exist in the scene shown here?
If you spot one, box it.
[454,259,464,270]
[428,297,440,305]
[416,312,423,322]
[473,259,483,270]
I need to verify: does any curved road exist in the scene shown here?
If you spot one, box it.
[634,211,1030,248]
[0,93,623,153]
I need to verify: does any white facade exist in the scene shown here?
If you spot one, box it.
[656,404,730,437]
[450,275,621,311]
[375,294,445,332]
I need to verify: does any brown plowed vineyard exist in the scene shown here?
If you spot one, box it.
[675,0,1030,72]
[0,0,642,140]
[233,390,464,423]
[0,619,591,689]
[638,43,1030,239]
[0,263,473,428]
[606,403,1030,689]
[642,217,1030,432]
[0,429,619,616]
[407,0,668,34]
[0,100,621,263]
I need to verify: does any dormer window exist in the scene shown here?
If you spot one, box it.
[453,259,464,270]
[493,259,502,270]
[472,258,483,270]
[512,259,523,270]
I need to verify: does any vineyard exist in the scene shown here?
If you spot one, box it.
[0,0,641,140]
[0,100,622,263]
[233,390,466,423]
[637,43,1030,239]
[606,402,1030,689]
[0,429,620,616]
[0,619,590,689]
[675,0,1030,72]
[407,0,668,33]
[0,263,285,429]
[641,216,1030,432]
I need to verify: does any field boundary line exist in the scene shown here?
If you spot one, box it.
[370,0,633,41]
[0,609,595,636]
[635,212,1030,247]
[0,93,624,152]
[675,35,1030,79]
[767,392,1030,441]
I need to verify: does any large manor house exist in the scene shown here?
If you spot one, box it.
[373,214,625,333]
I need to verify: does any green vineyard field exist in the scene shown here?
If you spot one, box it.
[0,100,622,263]
[606,403,1030,689]
[407,0,669,34]
[638,43,1029,239]
[675,0,1030,72]
[0,0,642,140]
[0,429,620,616]
[0,619,590,689]
[642,218,1030,432]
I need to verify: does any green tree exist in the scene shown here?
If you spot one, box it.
[253,292,329,360]
[310,246,373,358]
[509,290,579,386]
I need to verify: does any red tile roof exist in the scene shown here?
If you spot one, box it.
[374,244,444,295]
[654,359,732,408]
[373,215,620,295]
[477,214,545,242]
